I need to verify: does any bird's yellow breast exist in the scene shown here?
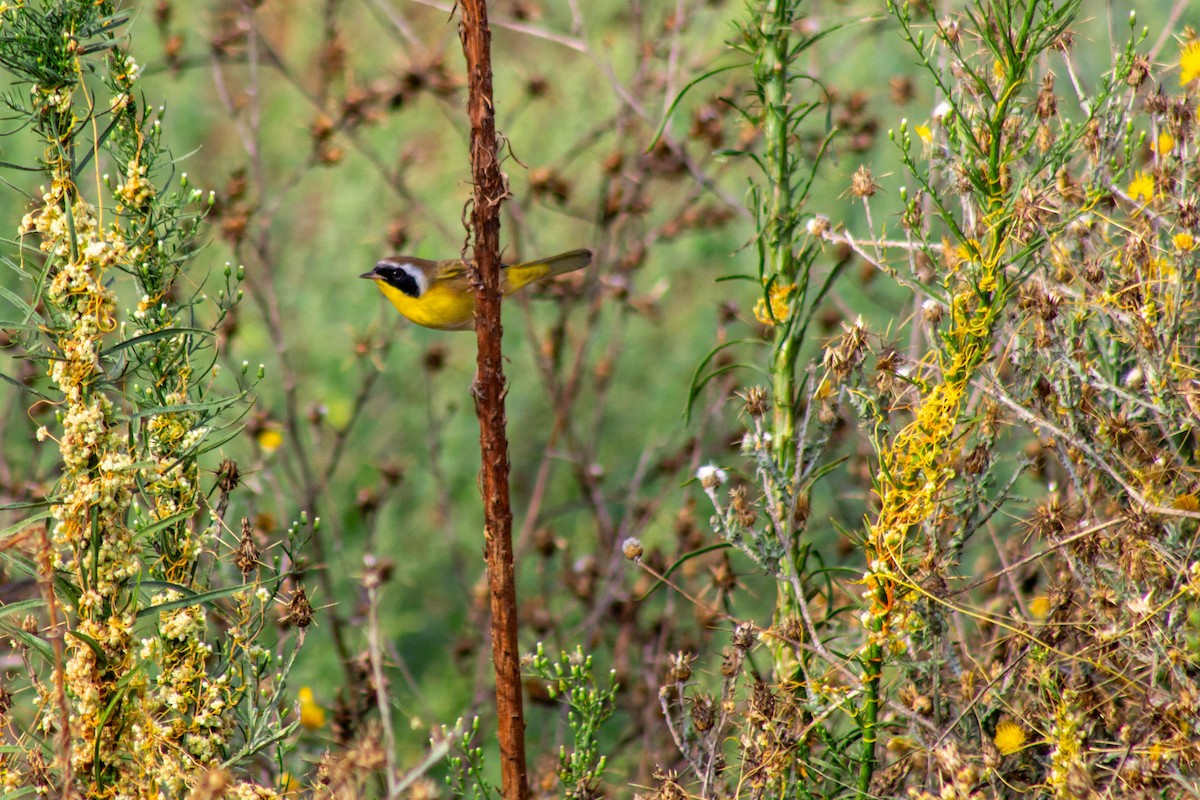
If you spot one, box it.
[375,279,477,330]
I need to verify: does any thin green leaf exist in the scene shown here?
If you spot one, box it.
[99,327,214,358]
[136,507,198,537]
[684,338,764,423]
[0,508,51,540]
[646,62,746,152]
[804,454,849,486]
[122,394,246,421]
[1,624,54,660]
[67,627,108,665]
[0,598,43,618]
[135,583,252,619]
[0,371,54,401]
[0,282,43,323]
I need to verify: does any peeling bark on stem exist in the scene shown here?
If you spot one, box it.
[458,2,529,799]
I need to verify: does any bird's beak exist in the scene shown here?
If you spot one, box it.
[359,270,379,280]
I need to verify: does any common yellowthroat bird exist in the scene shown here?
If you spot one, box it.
[360,249,593,330]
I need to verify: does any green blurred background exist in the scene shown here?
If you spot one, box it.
[0,0,1189,787]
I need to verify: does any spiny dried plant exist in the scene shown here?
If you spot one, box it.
[660,1,1200,798]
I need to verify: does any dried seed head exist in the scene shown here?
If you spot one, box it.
[689,695,715,732]
[720,647,740,677]
[361,555,394,590]
[743,386,770,418]
[940,18,960,45]
[697,464,728,490]
[1179,199,1200,229]
[922,298,944,324]
[730,485,757,527]
[732,621,756,651]
[1029,498,1074,543]
[216,457,240,494]
[889,75,914,105]
[899,683,933,714]
[528,166,571,204]
[235,517,259,578]
[792,493,811,525]
[963,444,992,475]
[652,769,687,800]
[850,164,879,198]
[1036,72,1057,119]
[748,679,776,721]
[1144,88,1169,116]
[823,317,868,380]
[285,585,314,629]
[667,651,694,683]
[1126,54,1150,88]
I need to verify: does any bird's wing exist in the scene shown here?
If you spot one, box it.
[435,261,471,281]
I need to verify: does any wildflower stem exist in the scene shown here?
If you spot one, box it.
[761,0,800,468]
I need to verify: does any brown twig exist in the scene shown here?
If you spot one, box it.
[458,2,528,799]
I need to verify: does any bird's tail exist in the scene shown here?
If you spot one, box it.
[506,249,593,288]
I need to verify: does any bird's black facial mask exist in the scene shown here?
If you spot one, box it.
[375,263,422,298]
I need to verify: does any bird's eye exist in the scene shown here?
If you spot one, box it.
[378,263,422,298]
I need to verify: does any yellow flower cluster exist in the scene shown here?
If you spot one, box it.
[863,245,1006,646]
[1047,691,1085,797]
[116,159,157,210]
[754,281,797,326]
[23,178,142,782]
[14,73,279,800]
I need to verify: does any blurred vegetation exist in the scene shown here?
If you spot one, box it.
[3,0,1200,798]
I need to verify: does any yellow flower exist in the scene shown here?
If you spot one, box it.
[994,720,1028,755]
[1181,41,1200,86]
[256,427,284,453]
[915,124,933,146]
[1174,232,1197,252]
[1128,171,1155,203]
[753,282,796,326]
[280,772,302,795]
[298,686,326,729]
[1152,132,1175,155]
[1173,493,1200,511]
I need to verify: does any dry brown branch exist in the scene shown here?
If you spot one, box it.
[458,1,528,798]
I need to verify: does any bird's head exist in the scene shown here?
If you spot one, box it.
[359,258,431,298]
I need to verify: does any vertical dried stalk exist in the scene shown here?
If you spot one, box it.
[458,2,528,799]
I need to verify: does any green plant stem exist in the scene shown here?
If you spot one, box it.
[857,630,882,798]
[762,0,799,470]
